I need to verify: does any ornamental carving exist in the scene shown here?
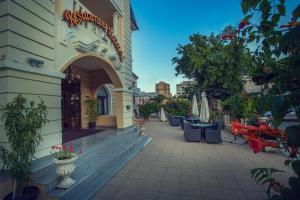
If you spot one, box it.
[63,10,123,63]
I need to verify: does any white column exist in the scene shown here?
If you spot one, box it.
[113,12,119,37]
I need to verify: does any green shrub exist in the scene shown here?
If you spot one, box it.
[164,98,190,116]
[139,102,160,120]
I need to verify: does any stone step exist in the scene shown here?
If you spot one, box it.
[31,126,137,180]
[34,131,141,193]
[46,134,151,200]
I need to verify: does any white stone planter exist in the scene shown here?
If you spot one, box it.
[140,124,146,135]
[53,155,77,188]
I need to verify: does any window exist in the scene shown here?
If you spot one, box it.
[97,87,109,115]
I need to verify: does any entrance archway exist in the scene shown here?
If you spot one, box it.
[60,55,124,142]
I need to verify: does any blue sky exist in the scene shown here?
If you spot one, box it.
[131,0,298,94]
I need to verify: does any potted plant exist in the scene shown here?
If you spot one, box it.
[84,98,97,129]
[51,143,79,188]
[1,95,48,200]
[138,103,155,121]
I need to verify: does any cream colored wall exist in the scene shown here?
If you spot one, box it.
[0,0,62,161]
[0,0,56,70]
[0,68,63,159]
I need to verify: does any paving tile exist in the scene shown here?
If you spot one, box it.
[199,176,220,187]
[218,179,242,190]
[180,184,201,197]
[122,178,144,190]
[201,186,225,199]
[160,181,181,194]
[92,120,294,200]
[244,190,267,200]
[157,192,180,200]
[141,179,162,192]
[223,189,247,200]
[91,185,119,199]
[105,176,126,186]
[136,190,158,200]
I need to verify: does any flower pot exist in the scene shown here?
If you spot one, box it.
[139,124,146,135]
[88,122,96,129]
[4,186,39,200]
[53,156,77,189]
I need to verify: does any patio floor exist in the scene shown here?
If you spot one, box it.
[92,119,293,200]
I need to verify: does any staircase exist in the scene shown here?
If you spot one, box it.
[30,126,151,200]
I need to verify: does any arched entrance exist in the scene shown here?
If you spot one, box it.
[60,55,124,142]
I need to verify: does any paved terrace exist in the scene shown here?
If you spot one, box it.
[92,119,292,200]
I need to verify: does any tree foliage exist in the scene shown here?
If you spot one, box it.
[164,99,191,116]
[239,1,300,199]
[172,30,254,99]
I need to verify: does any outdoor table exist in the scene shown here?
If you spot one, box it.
[190,123,214,141]
[186,118,200,123]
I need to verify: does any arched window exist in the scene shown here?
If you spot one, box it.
[97,87,109,115]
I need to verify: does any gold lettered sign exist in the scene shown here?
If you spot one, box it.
[63,10,123,62]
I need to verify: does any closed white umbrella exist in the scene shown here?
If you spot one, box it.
[191,95,199,117]
[160,107,167,122]
[199,92,210,123]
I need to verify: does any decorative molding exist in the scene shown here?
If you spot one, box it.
[73,40,101,53]
[61,24,76,46]
[63,10,123,62]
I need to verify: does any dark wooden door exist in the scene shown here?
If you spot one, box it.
[61,76,81,132]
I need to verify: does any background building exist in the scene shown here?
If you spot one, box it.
[135,92,157,105]
[176,80,197,96]
[242,76,272,94]
[155,81,171,97]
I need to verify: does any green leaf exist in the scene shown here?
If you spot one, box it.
[270,96,289,128]
[241,0,251,14]
[285,160,293,166]
[285,125,300,146]
[292,4,300,20]
[291,160,300,177]
[272,14,281,24]
[257,174,269,184]
[249,31,256,43]
[269,168,285,174]
[277,4,286,15]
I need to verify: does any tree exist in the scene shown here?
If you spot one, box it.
[1,95,48,199]
[172,29,254,99]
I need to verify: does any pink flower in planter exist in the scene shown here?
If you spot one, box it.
[69,143,74,153]
[63,144,67,152]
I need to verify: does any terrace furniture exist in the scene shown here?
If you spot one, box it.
[168,115,182,126]
[182,120,191,131]
[183,123,202,142]
[205,121,222,144]
[180,117,186,130]
[189,123,214,142]
[186,117,200,123]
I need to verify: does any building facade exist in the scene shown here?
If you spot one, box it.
[155,81,171,97]
[0,0,138,159]
[243,76,269,93]
[176,80,197,96]
[135,91,157,105]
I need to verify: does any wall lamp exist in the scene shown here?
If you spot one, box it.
[27,57,44,68]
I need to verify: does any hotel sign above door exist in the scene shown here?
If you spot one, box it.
[63,10,123,62]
